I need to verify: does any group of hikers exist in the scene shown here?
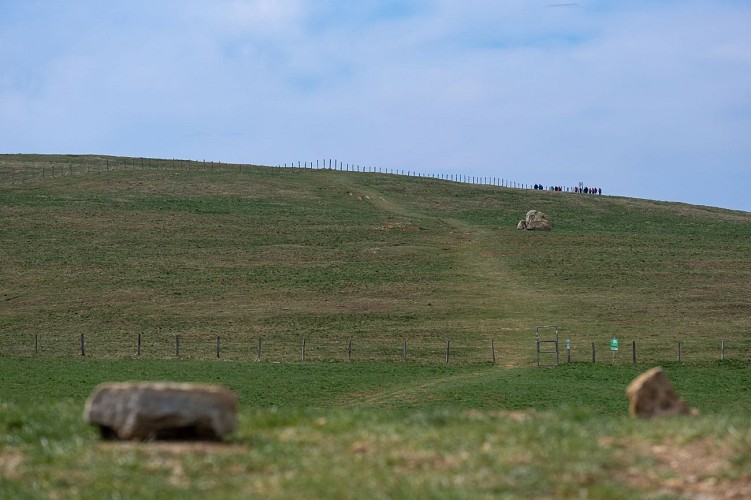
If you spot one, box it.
[574,186,602,195]
[532,184,603,195]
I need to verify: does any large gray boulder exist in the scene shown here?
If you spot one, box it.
[626,367,698,418]
[517,210,552,231]
[83,382,238,441]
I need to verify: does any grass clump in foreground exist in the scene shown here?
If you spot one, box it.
[1,359,750,497]
[6,402,751,498]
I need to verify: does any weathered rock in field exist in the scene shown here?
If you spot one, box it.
[83,382,238,441]
[517,210,552,231]
[626,367,698,418]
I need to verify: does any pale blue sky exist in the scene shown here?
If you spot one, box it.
[1,1,750,211]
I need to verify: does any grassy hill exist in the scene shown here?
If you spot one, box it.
[1,154,750,497]
[1,154,750,363]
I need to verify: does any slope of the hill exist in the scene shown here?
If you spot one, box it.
[1,154,750,363]
[2,155,751,498]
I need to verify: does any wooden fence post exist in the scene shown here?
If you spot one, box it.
[35,334,39,355]
[632,340,636,364]
[591,342,596,363]
[491,338,496,364]
[348,338,353,362]
[721,340,725,361]
[445,339,450,364]
[677,341,681,362]
[301,338,306,362]
[80,333,85,357]
[176,335,180,357]
[402,339,407,361]
[137,333,141,356]
[216,336,220,359]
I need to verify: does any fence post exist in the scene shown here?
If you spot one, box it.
[402,339,407,361]
[348,338,353,362]
[445,339,450,364]
[80,333,85,357]
[257,338,262,362]
[721,340,724,361]
[491,338,496,364]
[35,334,39,355]
[676,341,681,362]
[137,333,141,356]
[591,342,596,363]
[176,335,180,357]
[216,336,220,359]
[301,338,306,362]
[632,340,636,364]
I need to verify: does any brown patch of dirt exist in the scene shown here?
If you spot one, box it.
[607,436,751,499]
[0,451,24,479]
[350,441,372,455]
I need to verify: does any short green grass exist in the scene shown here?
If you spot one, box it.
[2,154,750,364]
[1,359,750,498]
[1,154,751,497]
[1,358,749,413]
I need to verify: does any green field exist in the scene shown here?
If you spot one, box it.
[1,359,750,498]
[1,154,750,497]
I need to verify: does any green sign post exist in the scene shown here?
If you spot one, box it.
[610,338,618,364]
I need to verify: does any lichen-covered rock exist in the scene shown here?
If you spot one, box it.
[517,210,552,230]
[626,367,698,418]
[83,382,238,441]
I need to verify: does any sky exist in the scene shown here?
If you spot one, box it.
[1,1,750,212]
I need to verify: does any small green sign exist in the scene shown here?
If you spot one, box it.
[610,338,619,351]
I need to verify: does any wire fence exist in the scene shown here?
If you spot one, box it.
[0,155,588,192]
[0,156,248,184]
[1,332,748,365]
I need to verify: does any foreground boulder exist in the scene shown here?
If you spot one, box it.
[626,367,698,418]
[83,382,238,441]
[517,210,552,231]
